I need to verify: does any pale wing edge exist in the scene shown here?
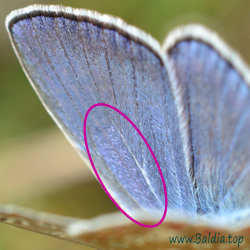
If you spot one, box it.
[5,4,161,57]
[162,24,250,84]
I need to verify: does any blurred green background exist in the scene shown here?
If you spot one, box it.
[0,0,250,249]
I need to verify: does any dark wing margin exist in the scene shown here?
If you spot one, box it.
[5,5,196,219]
[163,24,250,217]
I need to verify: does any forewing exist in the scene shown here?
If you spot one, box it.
[164,25,250,217]
[6,5,196,219]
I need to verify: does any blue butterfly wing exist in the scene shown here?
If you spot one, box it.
[166,26,250,216]
[7,6,196,219]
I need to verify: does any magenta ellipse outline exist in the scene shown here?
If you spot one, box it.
[83,103,168,228]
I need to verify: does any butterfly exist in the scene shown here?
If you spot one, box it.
[3,4,250,249]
